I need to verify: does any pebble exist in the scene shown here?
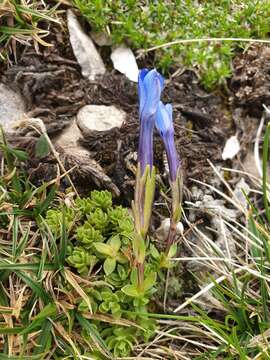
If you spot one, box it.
[0,84,25,132]
[76,105,126,133]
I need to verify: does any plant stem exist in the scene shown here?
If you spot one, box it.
[166,219,177,254]
[137,262,144,291]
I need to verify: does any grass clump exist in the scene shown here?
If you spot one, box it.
[0,0,59,61]
[73,0,270,88]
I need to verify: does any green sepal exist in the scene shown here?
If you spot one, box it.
[142,165,156,238]
[170,167,183,223]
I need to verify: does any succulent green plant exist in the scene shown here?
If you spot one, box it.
[87,208,109,233]
[122,268,157,301]
[90,190,112,211]
[76,222,104,249]
[67,247,97,275]
[78,287,103,313]
[75,197,95,216]
[73,0,270,88]
[45,207,75,236]
[102,327,137,358]
[57,190,160,357]
[99,288,126,319]
[137,316,157,342]
[75,190,112,216]
[94,235,128,276]
[108,206,129,227]
[106,264,130,288]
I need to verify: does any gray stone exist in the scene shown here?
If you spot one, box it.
[0,84,25,131]
[53,117,82,150]
[76,105,126,133]
[67,10,106,80]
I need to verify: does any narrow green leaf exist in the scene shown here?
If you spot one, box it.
[15,226,30,259]
[0,262,57,271]
[9,148,28,161]
[59,209,68,266]
[0,354,44,360]
[15,271,52,303]
[0,327,24,334]
[20,303,57,335]
[262,123,270,223]
[33,319,52,355]
[76,312,112,359]
[12,216,19,260]
[35,185,56,216]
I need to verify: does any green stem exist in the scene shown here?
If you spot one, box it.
[166,219,177,255]
[137,262,145,292]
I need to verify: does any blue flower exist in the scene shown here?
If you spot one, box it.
[156,101,180,182]
[138,69,164,173]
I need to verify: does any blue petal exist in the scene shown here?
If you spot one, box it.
[142,69,163,118]
[157,72,165,92]
[138,69,149,115]
[165,103,173,119]
[156,101,173,137]
[139,68,149,82]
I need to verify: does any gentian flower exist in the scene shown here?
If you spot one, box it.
[155,101,182,252]
[138,69,164,173]
[132,69,164,288]
[156,101,180,182]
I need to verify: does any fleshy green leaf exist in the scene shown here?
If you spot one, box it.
[130,268,138,286]
[167,243,177,258]
[104,257,116,276]
[94,243,113,257]
[35,134,50,158]
[150,244,160,260]
[143,272,157,292]
[121,284,140,298]
[109,235,121,252]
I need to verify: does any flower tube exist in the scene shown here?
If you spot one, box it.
[156,101,182,250]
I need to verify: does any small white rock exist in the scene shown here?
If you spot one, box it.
[110,45,139,82]
[76,105,126,132]
[222,135,240,160]
[67,10,106,80]
[0,84,25,132]
[156,218,184,242]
